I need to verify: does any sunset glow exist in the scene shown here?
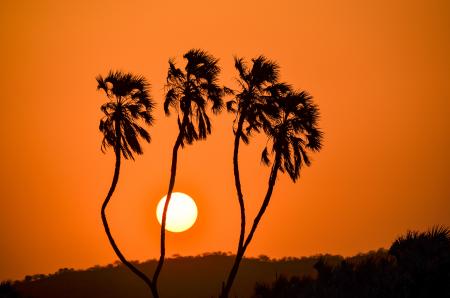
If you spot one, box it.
[1,0,449,288]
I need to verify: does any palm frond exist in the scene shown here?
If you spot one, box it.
[96,75,108,94]
[241,132,249,144]
[261,147,271,165]
[164,88,178,115]
[226,100,237,113]
[234,56,249,81]
[251,56,280,86]
[260,87,322,182]
[223,86,234,95]
[164,49,225,145]
[97,70,154,159]
[306,128,323,152]
[167,59,184,82]
[229,55,286,148]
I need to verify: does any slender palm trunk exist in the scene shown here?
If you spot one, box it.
[242,153,280,252]
[101,146,157,298]
[233,116,246,252]
[151,129,184,295]
[220,116,246,297]
[220,152,281,298]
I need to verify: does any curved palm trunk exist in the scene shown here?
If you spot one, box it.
[220,116,246,297]
[242,153,280,252]
[220,152,281,298]
[101,147,157,298]
[151,130,184,295]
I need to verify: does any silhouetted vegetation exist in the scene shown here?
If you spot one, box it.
[8,253,333,298]
[253,226,450,298]
[222,56,285,297]
[221,56,323,297]
[0,281,21,298]
[4,227,448,297]
[153,49,226,297]
[93,52,322,298]
[97,71,157,296]
[87,54,448,298]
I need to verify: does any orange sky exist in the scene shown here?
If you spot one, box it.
[1,0,449,281]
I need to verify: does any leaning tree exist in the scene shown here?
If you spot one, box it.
[221,62,322,297]
[221,56,286,297]
[97,71,158,297]
[151,49,225,298]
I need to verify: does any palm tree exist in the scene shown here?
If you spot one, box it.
[221,87,323,297]
[244,89,322,249]
[221,56,287,297]
[151,49,224,297]
[389,226,450,297]
[97,71,157,297]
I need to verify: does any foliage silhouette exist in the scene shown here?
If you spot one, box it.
[8,227,448,297]
[221,56,286,297]
[221,57,322,297]
[96,71,157,297]
[152,49,225,297]
[389,225,450,297]
[253,226,450,298]
[0,281,22,298]
[10,252,332,298]
[242,89,323,256]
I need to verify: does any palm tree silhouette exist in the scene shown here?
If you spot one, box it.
[244,88,322,251]
[97,71,157,297]
[221,85,322,297]
[151,49,224,297]
[221,56,286,297]
[389,225,450,293]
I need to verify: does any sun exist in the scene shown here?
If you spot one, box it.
[156,192,198,233]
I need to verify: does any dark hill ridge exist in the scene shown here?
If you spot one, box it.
[4,226,449,298]
[8,252,343,298]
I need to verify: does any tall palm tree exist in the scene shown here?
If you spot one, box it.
[97,71,157,297]
[243,89,322,250]
[221,56,286,297]
[221,87,323,297]
[151,49,224,297]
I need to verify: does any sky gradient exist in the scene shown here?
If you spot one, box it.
[1,0,449,281]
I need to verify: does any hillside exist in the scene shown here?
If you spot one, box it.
[7,253,342,298]
[3,226,449,298]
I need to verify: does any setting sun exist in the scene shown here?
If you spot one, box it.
[156,192,198,233]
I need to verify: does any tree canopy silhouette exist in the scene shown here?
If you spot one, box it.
[240,89,322,286]
[260,89,322,181]
[152,49,225,298]
[221,58,322,297]
[389,225,450,297]
[221,56,286,297]
[253,226,450,298]
[96,71,157,297]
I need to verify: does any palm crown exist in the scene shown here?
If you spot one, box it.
[227,56,288,143]
[164,49,224,146]
[261,89,323,181]
[97,71,155,160]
